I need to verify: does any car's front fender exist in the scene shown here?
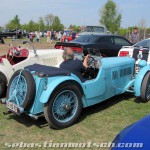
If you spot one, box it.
[39,74,85,104]
[134,66,150,96]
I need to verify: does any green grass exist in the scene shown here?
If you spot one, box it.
[0,39,150,149]
[0,93,150,149]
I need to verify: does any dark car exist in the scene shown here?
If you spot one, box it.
[111,114,150,150]
[55,34,132,57]
[0,29,22,39]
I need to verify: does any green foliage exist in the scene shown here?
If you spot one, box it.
[69,25,81,32]
[5,14,64,32]
[38,17,45,31]
[100,0,122,33]
[118,28,127,37]
[6,15,21,30]
[51,16,64,31]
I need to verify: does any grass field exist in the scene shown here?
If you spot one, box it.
[0,38,150,149]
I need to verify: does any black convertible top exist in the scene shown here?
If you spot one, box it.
[25,64,71,77]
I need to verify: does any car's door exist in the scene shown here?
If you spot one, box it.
[113,36,132,56]
[96,36,116,57]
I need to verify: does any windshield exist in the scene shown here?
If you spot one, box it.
[73,35,100,43]
[134,39,150,48]
[82,26,105,33]
[11,40,34,50]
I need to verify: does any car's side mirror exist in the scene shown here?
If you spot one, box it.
[23,41,27,44]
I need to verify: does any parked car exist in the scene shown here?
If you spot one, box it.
[55,34,132,57]
[0,40,63,97]
[3,49,150,129]
[0,29,22,39]
[111,114,150,150]
[79,25,110,35]
[118,38,150,57]
[118,38,150,73]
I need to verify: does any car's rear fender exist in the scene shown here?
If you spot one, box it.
[0,59,13,83]
[134,66,150,96]
[39,74,86,105]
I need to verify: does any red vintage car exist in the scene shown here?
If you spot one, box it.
[61,30,78,42]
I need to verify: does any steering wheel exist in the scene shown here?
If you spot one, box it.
[9,46,21,57]
[83,56,96,79]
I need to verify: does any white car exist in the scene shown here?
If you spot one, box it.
[0,40,63,97]
[118,38,150,73]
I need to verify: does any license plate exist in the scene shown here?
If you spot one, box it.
[6,101,19,114]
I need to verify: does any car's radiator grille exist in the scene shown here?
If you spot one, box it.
[42,57,58,66]
[120,67,132,77]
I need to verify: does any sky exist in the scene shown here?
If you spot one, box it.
[0,0,150,28]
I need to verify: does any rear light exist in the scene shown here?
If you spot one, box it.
[0,57,3,63]
[71,47,82,52]
[119,51,129,57]
[55,46,64,50]
[55,45,61,49]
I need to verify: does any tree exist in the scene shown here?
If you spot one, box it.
[44,14,54,27]
[69,25,81,32]
[138,18,147,39]
[38,17,45,31]
[28,20,35,31]
[99,0,122,33]
[6,15,21,30]
[51,16,64,31]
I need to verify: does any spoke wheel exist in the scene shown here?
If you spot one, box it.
[9,75,27,106]
[44,83,82,129]
[6,70,36,110]
[140,72,150,102]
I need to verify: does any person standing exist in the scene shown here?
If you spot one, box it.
[29,33,33,43]
[51,29,54,43]
[72,31,76,40]
[46,31,51,43]
[0,37,5,44]
[57,32,62,41]
[36,31,40,43]
[130,27,140,44]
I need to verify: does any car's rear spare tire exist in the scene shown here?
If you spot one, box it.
[6,70,36,110]
[44,83,82,129]
[140,72,150,102]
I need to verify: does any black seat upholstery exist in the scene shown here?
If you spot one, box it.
[25,64,71,77]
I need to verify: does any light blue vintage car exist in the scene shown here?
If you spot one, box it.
[3,54,150,129]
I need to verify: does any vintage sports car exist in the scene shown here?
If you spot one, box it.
[118,38,150,73]
[0,40,63,97]
[3,53,150,129]
[111,114,150,150]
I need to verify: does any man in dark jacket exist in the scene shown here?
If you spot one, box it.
[60,48,89,82]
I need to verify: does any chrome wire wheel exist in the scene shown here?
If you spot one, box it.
[146,80,150,100]
[52,90,78,123]
[9,75,27,106]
